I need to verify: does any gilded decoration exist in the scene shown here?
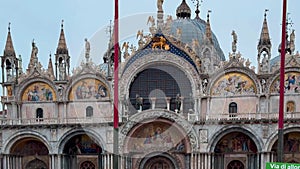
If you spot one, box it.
[22,82,56,101]
[69,78,108,100]
[270,72,300,93]
[128,121,186,153]
[211,73,256,96]
[151,36,170,50]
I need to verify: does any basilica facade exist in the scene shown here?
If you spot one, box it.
[1,0,300,169]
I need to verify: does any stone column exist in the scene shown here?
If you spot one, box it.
[104,154,107,169]
[7,155,10,169]
[150,97,156,109]
[18,156,22,169]
[17,103,21,124]
[165,97,171,110]
[49,155,51,169]
[197,153,201,169]
[63,103,67,123]
[57,154,62,169]
[266,95,270,115]
[207,153,211,169]
[190,153,193,169]
[207,98,211,118]
[3,155,7,169]
[196,98,201,120]
[0,156,2,169]
[180,97,184,112]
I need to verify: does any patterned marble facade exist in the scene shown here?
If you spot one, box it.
[1,0,300,169]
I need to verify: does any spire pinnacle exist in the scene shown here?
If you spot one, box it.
[205,10,213,43]
[4,22,16,57]
[8,22,11,32]
[56,19,68,55]
[61,20,64,29]
[48,52,55,79]
[264,9,268,18]
[258,9,271,51]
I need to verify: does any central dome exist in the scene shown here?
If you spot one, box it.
[166,0,225,62]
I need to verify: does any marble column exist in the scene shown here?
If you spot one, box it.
[207,153,211,169]
[150,97,156,109]
[180,97,184,112]
[104,154,107,169]
[191,153,194,169]
[165,97,171,110]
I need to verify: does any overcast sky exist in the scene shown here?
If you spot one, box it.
[0,0,299,71]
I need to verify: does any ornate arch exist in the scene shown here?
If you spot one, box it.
[208,67,260,96]
[119,109,199,153]
[2,130,51,154]
[268,68,300,94]
[65,73,111,101]
[208,126,263,153]
[17,77,58,102]
[120,52,201,100]
[57,128,106,154]
[265,126,300,152]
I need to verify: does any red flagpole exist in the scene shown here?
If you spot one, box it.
[113,0,119,168]
[113,0,119,129]
[278,0,287,162]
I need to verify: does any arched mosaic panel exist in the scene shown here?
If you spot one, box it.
[63,134,102,155]
[127,121,187,153]
[214,132,257,153]
[211,73,257,96]
[22,82,56,101]
[69,78,109,100]
[11,138,49,155]
[272,132,300,153]
[270,72,300,93]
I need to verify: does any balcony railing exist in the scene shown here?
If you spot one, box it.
[204,111,300,121]
[0,116,113,126]
[1,112,299,126]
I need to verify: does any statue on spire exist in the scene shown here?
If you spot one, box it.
[31,40,39,68]
[85,38,90,62]
[231,30,237,53]
[157,0,164,11]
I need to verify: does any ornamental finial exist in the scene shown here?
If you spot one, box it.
[8,22,11,32]
[61,20,64,29]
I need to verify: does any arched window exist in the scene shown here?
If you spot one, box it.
[286,101,295,112]
[36,108,43,121]
[86,106,93,117]
[229,102,237,117]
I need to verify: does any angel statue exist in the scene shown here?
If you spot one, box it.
[191,39,200,52]
[85,38,90,62]
[147,16,157,35]
[136,30,143,40]
[176,28,182,41]
[147,16,155,27]
[122,42,130,59]
[137,30,145,49]
[166,15,173,24]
